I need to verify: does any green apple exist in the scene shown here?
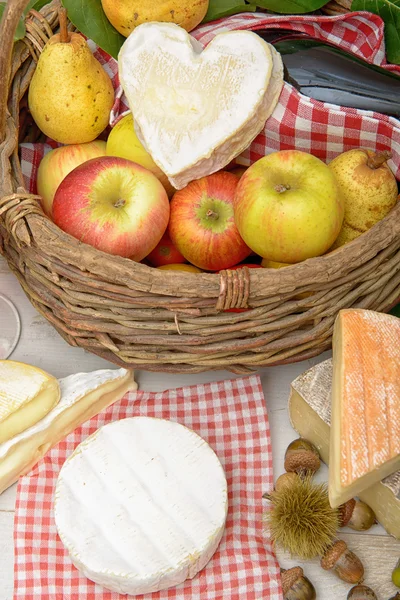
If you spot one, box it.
[234,150,344,263]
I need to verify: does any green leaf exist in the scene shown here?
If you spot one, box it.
[390,303,400,318]
[255,0,329,14]
[351,0,400,64]
[202,0,257,23]
[31,0,53,10]
[61,0,125,59]
[0,2,26,40]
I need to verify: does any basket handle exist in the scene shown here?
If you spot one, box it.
[0,0,32,144]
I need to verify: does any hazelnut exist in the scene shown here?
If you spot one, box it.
[320,540,364,583]
[338,499,376,531]
[275,472,299,492]
[347,584,377,600]
[281,567,316,600]
[284,438,321,476]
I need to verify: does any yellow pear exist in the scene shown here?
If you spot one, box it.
[329,148,398,249]
[106,113,175,197]
[101,0,209,37]
[28,10,114,144]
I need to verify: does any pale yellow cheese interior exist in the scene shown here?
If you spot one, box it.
[329,309,400,508]
[0,369,136,494]
[0,361,60,444]
[289,384,400,539]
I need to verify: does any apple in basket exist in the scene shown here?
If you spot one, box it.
[234,150,345,264]
[168,171,251,271]
[52,156,170,260]
[37,141,107,217]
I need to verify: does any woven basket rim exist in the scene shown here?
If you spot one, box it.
[0,0,399,373]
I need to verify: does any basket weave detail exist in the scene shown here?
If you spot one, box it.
[0,0,399,373]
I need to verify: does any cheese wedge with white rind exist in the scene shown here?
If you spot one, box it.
[288,358,400,539]
[118,23,284,190]
[0,368,136,494]
[55,417,228,595]
[0,360,60,444]
[329,309,400,508]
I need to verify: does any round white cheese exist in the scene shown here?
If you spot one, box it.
[54,417,228,595]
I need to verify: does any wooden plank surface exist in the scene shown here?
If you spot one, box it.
[1,256,399,599]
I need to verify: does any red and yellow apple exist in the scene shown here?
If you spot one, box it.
[37,140,107,217]
[52,156,170,260]
[234,150,344,264]
[146,232,186,267]
[168,172,251,271]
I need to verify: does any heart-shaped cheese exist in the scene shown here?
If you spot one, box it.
[118,23,283,190]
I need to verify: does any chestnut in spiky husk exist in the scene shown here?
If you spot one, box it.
[281,567,316,600]
[284,438,321,476]
[347,584,377,599]
[264,474,338,559]
[338,498,376,531]
[320,540,364,583]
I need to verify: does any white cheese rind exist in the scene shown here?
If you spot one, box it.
[55,417,228,595]
[0,360,60,443]
[119,23,283,190]
[288,359,400,539]
[0,368,136,494]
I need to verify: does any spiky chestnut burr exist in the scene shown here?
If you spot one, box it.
[264,474,338,559]
[281,567,316,600]
[320,540,364,584]
[338,498,376,531]
[284,438,321,476]
[347,584,377,599]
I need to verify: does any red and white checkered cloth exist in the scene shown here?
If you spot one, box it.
[20,11,400,193]
[14,374,282,600]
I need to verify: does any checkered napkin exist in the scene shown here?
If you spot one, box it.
[20,11,400,192]
[13,374,282,600]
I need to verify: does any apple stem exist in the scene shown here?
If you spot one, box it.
[274,184,290,193]
[58,7,70,43]
[206,209,219,220]
[366,150,392,170]
[114,198,126,208]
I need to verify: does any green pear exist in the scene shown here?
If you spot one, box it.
[28,11,114,144]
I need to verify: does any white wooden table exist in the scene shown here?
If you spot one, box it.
[1,256,398,600]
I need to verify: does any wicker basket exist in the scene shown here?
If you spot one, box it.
[0,0,399,374]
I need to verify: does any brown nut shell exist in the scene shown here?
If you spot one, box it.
[320,540,364,584]
[347,500,376,531]
[347,584,377,599]
[338,498,356,527]
[281,567,316,600]
[275,472,299,492]
[284,439,321,475]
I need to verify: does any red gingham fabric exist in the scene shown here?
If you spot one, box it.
[20,11,400,192]
[14,374,282,600]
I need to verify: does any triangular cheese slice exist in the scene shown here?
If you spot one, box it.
[329,309,400,507]
[0,367,136,494]
[0,360,60,444]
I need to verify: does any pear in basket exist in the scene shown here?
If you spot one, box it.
[329,149,398,249]
[28,9,114,144]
